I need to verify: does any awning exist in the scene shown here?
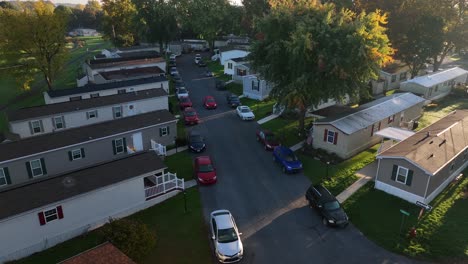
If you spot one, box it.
[375,127,415,141]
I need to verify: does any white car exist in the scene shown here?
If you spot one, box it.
[236,106,255,121]
[169,54,177,60]
[210,210,243,263]
[176,87,189,100]
[195,54,202,64]
[170,67,179,76]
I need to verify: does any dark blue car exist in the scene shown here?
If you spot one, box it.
[272,146,303,173]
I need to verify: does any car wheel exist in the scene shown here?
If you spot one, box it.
[322,217,328,226]
[264,145,268,150]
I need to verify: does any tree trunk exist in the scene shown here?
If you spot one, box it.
[45,74,53,91]
[298,107,307,137]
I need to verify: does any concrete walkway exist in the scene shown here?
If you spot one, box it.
[166,146,188,156]
[336,161,377,203]
[257,114,279,125]
[185,179,197,189]
[290,140,305,152]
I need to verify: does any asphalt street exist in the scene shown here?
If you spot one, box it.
[175,53,418,264]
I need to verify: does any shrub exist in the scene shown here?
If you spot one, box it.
[100,218,156,261]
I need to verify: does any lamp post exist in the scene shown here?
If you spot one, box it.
[326,161,330,180]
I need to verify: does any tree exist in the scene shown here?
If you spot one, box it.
[100,218,156,261]
[0,1,68,90]
[250,4,394,132]
[102,0,138,47]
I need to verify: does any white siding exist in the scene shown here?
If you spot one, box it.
[219,50,250,66]
[224,60,238,75]
[10,96,168,138]
[375,181,425,203]
[242,75,272,101]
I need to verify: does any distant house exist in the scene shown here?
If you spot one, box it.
[375,110,468,203]
[372,61,410,95]
[312,93,426,159]
[224,57,249,76]
[9,89,168,139]
[183,39,208,51]
[216,46,250,66]
[69,28,99,37]
[45,76,169,104]
[242,75,273,101]
[215,35,250,48]
[400,67,468,100]
[232,62,252,83]
[101,47,159,58]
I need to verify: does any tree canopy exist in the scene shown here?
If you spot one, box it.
[102,0,138,47]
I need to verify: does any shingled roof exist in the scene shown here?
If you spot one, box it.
[378,110,468,174]
[59,242,136,264]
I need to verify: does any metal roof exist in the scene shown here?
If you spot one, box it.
[401,67,468,88]
[315,93,426,135]
[375,127,415,141]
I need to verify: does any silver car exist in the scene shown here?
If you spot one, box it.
[210,210,244,263]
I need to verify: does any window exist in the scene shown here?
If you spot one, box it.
[159,126,169,137]
[113,138,126,155]
[252,80,259,91]
[371,122,380,136]
[53,116,65,130]
[71,149,83,160]
[434,85,439,92]
[118,89,126,94]
[90,93,100,98]
[236,68,246,76]
[30,120,43,134]
[388,115,395,124]
[38,206,63,225]
[396,167,408,184]
[30,159,44,177]
[113,106,122,119]
[399,72,407,81]
[391,75,397,83]
[327,130,335,143]
[44,208,58,222]
[0,167,11,186]
[228,63,233,69]
[69,96,82,101]
[86,110,98,119]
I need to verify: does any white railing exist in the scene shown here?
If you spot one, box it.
[144,172,184,199]
[150,139,167,156]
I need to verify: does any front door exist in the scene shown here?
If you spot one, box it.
[132,132,143,152]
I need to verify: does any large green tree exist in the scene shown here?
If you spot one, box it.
[102,0,138,47]
[0,1,68,90]
[250,4,394,132]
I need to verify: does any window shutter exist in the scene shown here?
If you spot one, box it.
[86,112,90,119]
[391,165,397,181]
[81,148,85,158]
[26,162,33,178]
[406,170,413,186]
[159,128,163,137]
[323,129,328,141]
[52,117,56,129]
[68,151,73,161]
[371,124,375,136]
[57,206,64,219]
[40,158,47,175]
[28,122,34,135]
[112,107,116,118]
[333,132,338,145]
[62,116,66,128]
[378,122,381,130]
[123,138,127,153]
[112,140,117,155]
[4,167,11,185]
[39,120,44,132]
[95,110,98,118]
[38,212,46,226]
[167,126,170,135]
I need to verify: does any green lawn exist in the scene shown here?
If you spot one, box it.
[298,145,378,195]
[13,188,210,264]
[225,82,243,95]
[240,97,276,120]
[169,96,180,115]
[260,116,314,147]
[206,60,231,82]
[417,95,468,130]
[164,150,193,181]
[343,169,468,261]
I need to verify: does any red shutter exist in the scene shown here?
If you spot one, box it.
[333,132,338,145]
[38,212,46,226]
[371,124,374,136]
[323,129,328,141]
[57,206,64,219]
[378,122,381,130]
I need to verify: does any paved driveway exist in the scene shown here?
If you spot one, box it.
[176,54,417,264]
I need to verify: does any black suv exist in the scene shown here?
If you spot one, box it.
[187,130,206,153]
[226,94,241,107]
[305,184,349,227]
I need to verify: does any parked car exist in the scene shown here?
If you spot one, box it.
[272,146,302,173]
[216,80,226,90]
[210,210,243,263]
[205,70,213,77]
[172,74,182,82]
[195,54,202,64]
[175,80,185,88]
[170,67,179,76]
[183,107,200,125]
[203,96,217,109]
[236,106,255,121]
[188,130,206,153]
[198,60,207,67]
[169,54,177,60]
[305,184,349,227]
[194,156,216,184]
[226,94,241,107]
[176,87,189,100]
[179,96,192,109]
[256,129,280,150]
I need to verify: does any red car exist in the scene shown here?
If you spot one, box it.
[203,96,217,109]
[183,107,200,125]
[179,96,192,109]
[194,156,217,184]
[256,129,280,150]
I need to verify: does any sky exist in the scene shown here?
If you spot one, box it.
[52,0,243,6]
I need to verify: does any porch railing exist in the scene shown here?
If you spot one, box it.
[144,172,184,199]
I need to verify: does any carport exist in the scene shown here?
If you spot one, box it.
[375,127,415,154]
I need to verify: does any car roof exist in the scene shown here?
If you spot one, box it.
[212,210,234,229]
[277,146,293,153]
[311,184,336,202]
[239,105,249,109]
[184,107,196,112]
[180,96,190,101]
[190,130,201,136]
[195,156,212,164]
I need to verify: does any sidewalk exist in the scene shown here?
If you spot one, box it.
[257,114,279,125]
[336,161,377,203]
[166,146,188,156]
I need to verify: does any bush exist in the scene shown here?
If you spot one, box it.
[100,218,156,261]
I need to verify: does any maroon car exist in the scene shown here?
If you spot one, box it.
[183,107,200,125]
[193,156,217,184]
[179,96,193,109]
[203,96,217,109]
[256,129,280,150]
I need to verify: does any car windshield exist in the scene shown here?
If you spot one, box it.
[178,89,187,94]
[207,98,215,102]
[324,201,341,211]
[217,228,238,243]
[185,111,196,116]
[241,108,251,113]
[285,153,298,162]
[199,164,214,172]
[265,134,276,141]
[180,98,190,103]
